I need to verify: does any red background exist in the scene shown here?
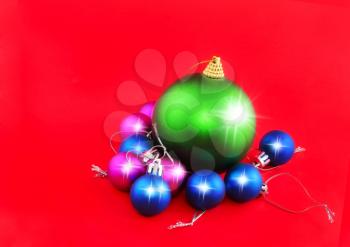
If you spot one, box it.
[1,0,350,246]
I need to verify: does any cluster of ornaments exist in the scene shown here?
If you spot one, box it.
[94,56,304,217]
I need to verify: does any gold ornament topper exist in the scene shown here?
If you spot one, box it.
[203,56,225,79]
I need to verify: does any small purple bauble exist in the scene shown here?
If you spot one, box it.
[161,158,187,194]
[119,113,152,139]
[107,152,146,191]
[139,101,156,119]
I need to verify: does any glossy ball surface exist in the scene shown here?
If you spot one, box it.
[120,113,152,138]
[139,101,156,119]
[225,163,263,202]
[130,174,171,216]
[153,73,255,172]
[161,158,187,194]
[259,130,295,166]
[186,170,225,210]
[107,152,146,191]
[119,134,153,155]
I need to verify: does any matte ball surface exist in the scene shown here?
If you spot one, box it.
[130,174,171,216]
[225,163,263,202]
[186,170,225,210]
[153,73,256,172]
[119,134,153,155]
[259,130,295,166]
[107,152,146,191]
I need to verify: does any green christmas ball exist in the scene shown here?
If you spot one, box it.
[153,57,256,172]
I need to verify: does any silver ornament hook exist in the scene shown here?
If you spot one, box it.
[168,210,206,230]
[91,164,107,177]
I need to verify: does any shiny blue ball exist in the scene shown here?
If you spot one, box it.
[186,170,225,210]
[259,130,295,166]
[225,163,263,202]
[130,174,171,216]
[119,134,153,155]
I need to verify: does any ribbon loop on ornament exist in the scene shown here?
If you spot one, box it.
[262,172,335,223]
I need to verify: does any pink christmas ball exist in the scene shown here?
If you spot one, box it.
[162,158,187,194]
[107,152,146,191]
[139,101,156,119]
[119,113,152,139]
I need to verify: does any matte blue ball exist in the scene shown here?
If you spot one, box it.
[259,130,295,166]
[130,174,171,216]
[119,134,153,155]
[186,170,225,210]
[225,163,263,202]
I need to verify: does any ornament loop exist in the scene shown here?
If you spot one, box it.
[168,210,206,230]
[263,172,335,223]
[294,146,306,153]
[152,123,175,163]
[109,130,152,154]
[91,164,107,177]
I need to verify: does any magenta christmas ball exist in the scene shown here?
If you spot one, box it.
[161,158,187,194]
[139,101,156,119]
[107,152,146,191]
[119,113,152,138]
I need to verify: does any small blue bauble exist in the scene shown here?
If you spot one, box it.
[225,163,263,202]
[130,174,171,216]
[119,134,153,155]
[186,170,225,210]
[259,130,295,166]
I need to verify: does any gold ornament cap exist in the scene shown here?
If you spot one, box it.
[203,56,225,79]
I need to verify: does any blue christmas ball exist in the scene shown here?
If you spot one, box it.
[259,130,295,166]
[186,170,225,210]
[119,134,153,155]
[225,163,263,202]
[130,174,171,216]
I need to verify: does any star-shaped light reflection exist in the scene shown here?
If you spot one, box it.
[122,162,133,175]
[224,103,245,123]
[194,179,213,200]
[169,165,186,183]
[235,170,249,193]
[142,181,169,204]
[267,137,287,159]
[133,120,143,133]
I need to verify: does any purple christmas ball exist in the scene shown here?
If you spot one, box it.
[139,101,156,119]
[162,158,187,194]
[107,152,146,191]
[119,113,152,139]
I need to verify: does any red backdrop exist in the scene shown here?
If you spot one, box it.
[1,0,350,246]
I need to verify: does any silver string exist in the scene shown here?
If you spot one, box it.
[91,164,108,177]
[255,146,306,171]
[168,210,206,229]
[152,123,174,163]
[262,172,335,223]
[294,146,306,153]
[255,165,280,172]
[109,130,152,154]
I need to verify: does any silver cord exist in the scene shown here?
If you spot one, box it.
[262,172,335,223]
[152,123,174,163]
[168,210,206,229]
[294,146,306,153]
[91,164,108,177]
[109,130,151,154]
